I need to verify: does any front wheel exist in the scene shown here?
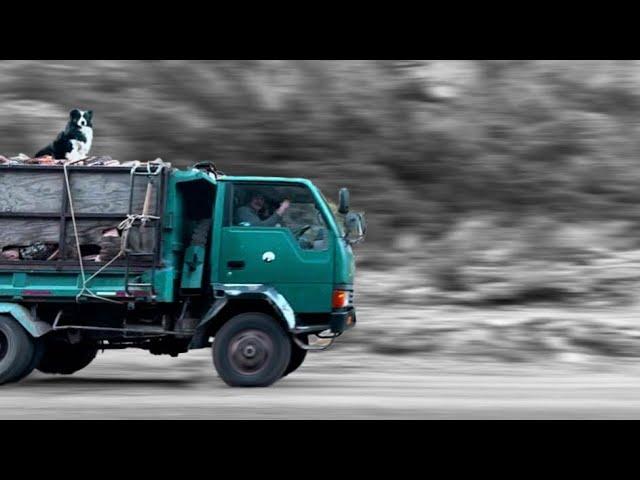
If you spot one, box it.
[213,313,291,387]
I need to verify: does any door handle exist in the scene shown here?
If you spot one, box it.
[227,260,245,269]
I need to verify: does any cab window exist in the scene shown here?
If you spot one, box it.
[231,183,328,251]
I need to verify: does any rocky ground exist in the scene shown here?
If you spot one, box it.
[352,263,640,362]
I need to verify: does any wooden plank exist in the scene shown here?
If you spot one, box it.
[0,169,159,215]
[0,219,60,246]
[70,173,159,214]
[0,171,63,212]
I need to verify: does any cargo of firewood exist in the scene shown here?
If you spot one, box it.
[0,158,167,264]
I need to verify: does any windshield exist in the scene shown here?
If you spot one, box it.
[318,189,344,236]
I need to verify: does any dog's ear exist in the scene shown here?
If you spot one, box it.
[85,110,93,120]
[69,109,81,119]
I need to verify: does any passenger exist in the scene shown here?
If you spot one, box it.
[236,191,290,227]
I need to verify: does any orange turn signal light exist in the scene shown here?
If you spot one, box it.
[332,289,349,309]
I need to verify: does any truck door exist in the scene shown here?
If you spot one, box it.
[217,182,334,313]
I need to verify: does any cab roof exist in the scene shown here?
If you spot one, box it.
[174,168,316,188]
[217,175,315,186]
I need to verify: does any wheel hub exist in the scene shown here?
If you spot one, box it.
[228,329,273,375]
[243,344,257,358]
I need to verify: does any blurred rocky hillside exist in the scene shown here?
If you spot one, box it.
[3,60,640,305]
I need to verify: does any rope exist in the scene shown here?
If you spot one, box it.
[63,160,160,304]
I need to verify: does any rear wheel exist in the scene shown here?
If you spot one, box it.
[282,335,308,377]
[36,340,98,375]
[9,337,45,383]
[0,315,36,385]
[213,312,291,387]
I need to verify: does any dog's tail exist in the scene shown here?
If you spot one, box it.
[35,145,54,158]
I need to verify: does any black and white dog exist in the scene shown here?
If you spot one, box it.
[35,109,93,161]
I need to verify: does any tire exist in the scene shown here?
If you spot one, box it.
[282,335,308,377]
[213,312,291,387]
[36,340,98,375]
[0,315,36,385]
[8,336,45,383]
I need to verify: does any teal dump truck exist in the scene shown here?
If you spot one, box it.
[0,161,365,387]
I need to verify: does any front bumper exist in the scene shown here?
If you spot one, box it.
[329,307,357,333]
[292,307,356,334]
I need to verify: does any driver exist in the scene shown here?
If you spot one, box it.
[236,191,290,227]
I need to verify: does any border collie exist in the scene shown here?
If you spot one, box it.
[35,109,93,161]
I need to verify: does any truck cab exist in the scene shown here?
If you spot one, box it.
[214,176,357,330]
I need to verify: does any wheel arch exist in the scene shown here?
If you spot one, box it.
[0,303,52,338]
[189,286,295,349]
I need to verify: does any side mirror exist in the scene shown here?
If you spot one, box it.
[338,188,350,214]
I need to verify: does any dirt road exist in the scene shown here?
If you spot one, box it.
[2,344,640,419]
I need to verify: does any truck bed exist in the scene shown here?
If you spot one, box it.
[0,163,169,300]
